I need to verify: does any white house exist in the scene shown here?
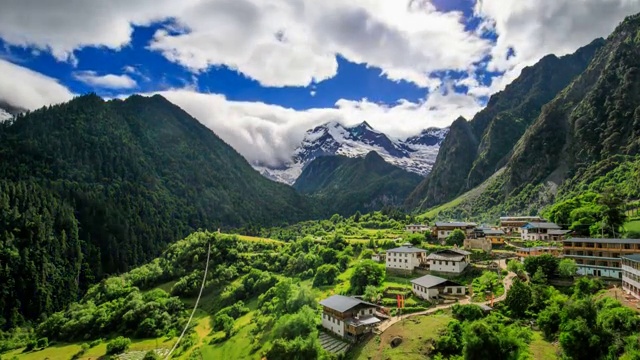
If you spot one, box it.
[371,252,386,263]
[411,274,466,301]
[319,295,381,341]
[427,249,471,274]
[405,224,430,233]
[521,222,562,241]
[385,243,427,272]
[433,222,476,242]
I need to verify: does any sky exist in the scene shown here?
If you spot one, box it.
[1,0,639,167]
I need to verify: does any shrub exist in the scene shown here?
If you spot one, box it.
[89,339,101,348]
[106,336,131,355]
[24,340,36,352]
[143,350,162,360]
[36,337,48,349]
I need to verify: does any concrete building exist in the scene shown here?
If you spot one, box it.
[411,274,466,301]
[499,216,545,235]
[385,243,427,273]
[426,249,471,274]
[319,295,381,341]
[521,222,562,241]
[548,229,572,241]
[405,224,430,233]
[563,238,640,279]
[371,252,386,263]
[434,222,477,242]
[464,237,492,253]
[622,254,640,300]
[515,246,562,259]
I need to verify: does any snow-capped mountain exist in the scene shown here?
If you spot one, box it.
[255,121,449,184]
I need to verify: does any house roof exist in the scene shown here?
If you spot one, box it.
[319,295,377,313]
[411,274,462,288]
[517,246,560,252]
[435,222,476,228]
[548,229,571,235]
[478,304,493,311]
[622,254,640,262]
[522,222,561,229]
[406,224,429,227]
[386,244,426,253]
[564,238,640,244]
[482,229,505,235]
[345,315,381,327]
[426,249,470,261]
[500,216,543,220]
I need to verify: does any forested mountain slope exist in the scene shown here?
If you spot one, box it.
[417,14,640,221]
[0,94,316,326]
[294,151,422,216]
[406,38,605,210]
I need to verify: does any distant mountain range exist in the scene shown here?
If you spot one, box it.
[255,121,448,184]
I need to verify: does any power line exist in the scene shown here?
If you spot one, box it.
[165,242,211,360]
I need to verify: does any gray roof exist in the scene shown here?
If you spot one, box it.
[426,249,470,261]
[478,304,493,311]
[345,315,381,327]
[386,245,426,253]
[548,229,571,235]
[482,229,505,235]
[319,295,377,313]
[564,238,640,244]
[517,246,560,252]
[522,222,561,229]
[435,222,475,227]
[411,274,461,288]
[447,248,471,255]
[500,216,543,220]
[621,254,640,262]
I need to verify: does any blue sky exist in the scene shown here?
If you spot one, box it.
[0,0,637,166]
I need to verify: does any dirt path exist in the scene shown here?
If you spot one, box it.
[377,272,516,333]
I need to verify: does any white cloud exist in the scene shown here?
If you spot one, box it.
[73,71,138,89]
[0,58,74,110]
[153,87,483,167]
[0,0,491,88]
[474,0,640,92]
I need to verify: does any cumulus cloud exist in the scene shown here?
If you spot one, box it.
[474,0,640,92]
[0,58,74,110]
[73,71,138,89]
[153,87,483,167]
[0,0,491,88]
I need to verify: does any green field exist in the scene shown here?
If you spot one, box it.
[529,331,559,359]
[624,220,640,233]
[350,313,452,359]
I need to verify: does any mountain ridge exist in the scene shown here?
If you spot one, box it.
[257,121,449,184]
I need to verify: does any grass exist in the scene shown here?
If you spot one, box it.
[231,234,286,245]
[4,337,176,360]
[350,313,452,360]
[529,331,559,359]
[624,220,640,233]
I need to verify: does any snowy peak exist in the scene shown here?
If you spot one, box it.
[405,127,450,146]
[257,121,449,185]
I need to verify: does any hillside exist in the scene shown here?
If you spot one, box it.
[416,14,640,221]
[406,38,605,210]
[294,152,423,215]
[0,94,316,326]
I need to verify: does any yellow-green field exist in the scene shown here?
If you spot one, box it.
[625,220,640,233]
[529,331,560,359]
[350,313,452,360]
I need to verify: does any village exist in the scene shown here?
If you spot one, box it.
[317,216,640,354]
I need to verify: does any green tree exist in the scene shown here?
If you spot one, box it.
[504,279,532,318]
[559,318,603,360]
[558,258,578,278]
[350,260,385,294]
[142,350,161,360]
[506,259,524,274]
[106,337,131,355]
[35,337,48,349]
[445,229,466,246]
[312,265,340,287]
[531,267,548,285]
[598,187,627,236]
[451,304,485,322]
[537,304,562,340]
[523,254,558,279]
[363,286,382,304]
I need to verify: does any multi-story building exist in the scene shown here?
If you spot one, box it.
[385,243,427,273]
[563,238,640,278]
[433,222,476,242]
[411,274,466,301]
[515,246,562,259]
[405,224,430,233]
[499,216,545,235]
[622,254,640,300]
[464,237,492,253]
[521,222,562,241]
[319,295,382,341]
[426,249,471,274]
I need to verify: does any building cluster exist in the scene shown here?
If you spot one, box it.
[383,243,470,275]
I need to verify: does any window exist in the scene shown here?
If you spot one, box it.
[405,259,408,263]
[457,288,462,294]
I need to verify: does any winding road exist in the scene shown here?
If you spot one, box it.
[377,271,516,333]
